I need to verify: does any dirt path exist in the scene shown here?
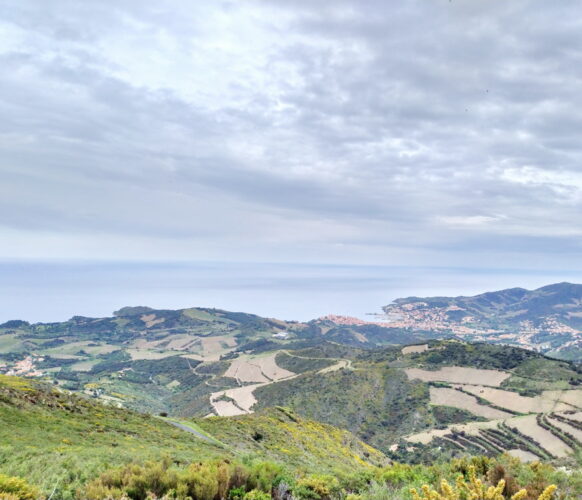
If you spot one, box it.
[318,359,352,373]
[163,419,214,443]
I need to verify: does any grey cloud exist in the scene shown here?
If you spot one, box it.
[0,0,581,267]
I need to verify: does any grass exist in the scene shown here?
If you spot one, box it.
[162,417,228,447]
[253,364,432,453]
[0,375,225,498]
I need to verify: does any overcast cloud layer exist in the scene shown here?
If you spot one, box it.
[1,0,582,271]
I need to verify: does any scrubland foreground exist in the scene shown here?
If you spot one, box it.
[0,373,581,500]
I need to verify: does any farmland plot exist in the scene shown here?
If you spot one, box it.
[224,353,295,384]
[224,358,268,383]
[405,419,500,445]
[507,449,539,462]
[254,353,295,380]
[402,344,429,355]
[546,415,582,442]
[457,385,581,413]
[201,336,237,360]
[405,366,510,386]
[429,387,512,419]
[506,414,573,458]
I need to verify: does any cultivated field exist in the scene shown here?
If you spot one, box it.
[405,366,511,386]
[213,352,297,416]
[224,353,295,384]
[70,359,100,372]
[402,344,429,355]
[224,358,268,383]
[429,387,512,419]
[547,415,582,442]
[140,313,165,328]
[506,414,573,458]
[405,419,499,445]
[200,336,237,360]
[456,385,579,413]
[163,334,199,350]
[210,384,262,416]
[126,349,178,360]
[405,411,580,460]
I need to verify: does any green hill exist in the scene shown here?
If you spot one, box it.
[0,374,386,498]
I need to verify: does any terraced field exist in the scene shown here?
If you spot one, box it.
[402,361,582,461]
[456,385,581,413]
[429,387,512,419]
[405,366,511,386]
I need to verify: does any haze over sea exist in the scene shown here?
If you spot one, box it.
[2,260,581,324]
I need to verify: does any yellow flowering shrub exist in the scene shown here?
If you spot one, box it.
[0,474,42,500]
[410,466,557,500]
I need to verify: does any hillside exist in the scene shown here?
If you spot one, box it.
[253,341,582,463]
[0,374,386,498]
[380,283,582,360]
[3,372,580,500]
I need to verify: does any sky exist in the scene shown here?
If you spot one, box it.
[1,1,581,322]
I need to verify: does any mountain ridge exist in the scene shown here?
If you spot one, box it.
[381,282,582,360]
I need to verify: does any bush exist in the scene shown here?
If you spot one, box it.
[244,489,271,500]
[81,458,287,500]
[0,474,42,500]
[410,466,557,500]
[294,475,339,500]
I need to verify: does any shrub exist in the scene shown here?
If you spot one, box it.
[247,462,284,492]
[359,481,399,500]
[410,466,557,500]
[0,474,42,500]
[294,475,339,500]
[244,489,271,500]
[229,486,246,500]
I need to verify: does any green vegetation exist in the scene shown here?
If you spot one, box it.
[195,407,387,473]
[274,352,335,373]
[0,298,581,500]
[0,375,225,498]
[43,452,582,499]
[0,375,388,499]
[254,364,432,451]
[431,405,487,427]
[503,358,582,395]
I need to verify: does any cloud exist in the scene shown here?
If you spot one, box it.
[0,0,581,269]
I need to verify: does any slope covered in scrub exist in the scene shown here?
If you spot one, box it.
[0,375,387,498]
